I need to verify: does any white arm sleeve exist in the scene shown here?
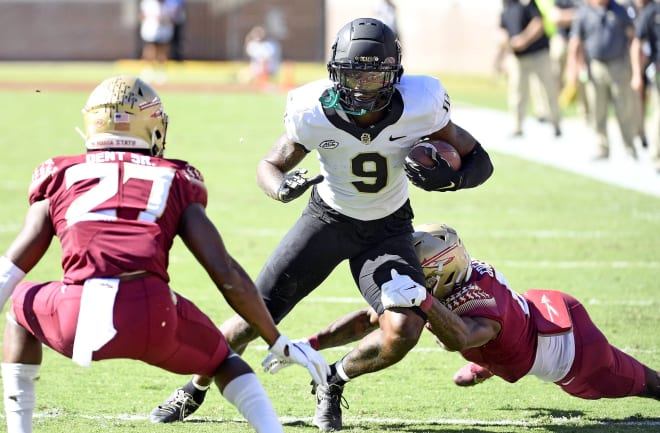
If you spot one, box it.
[0,257,26,310]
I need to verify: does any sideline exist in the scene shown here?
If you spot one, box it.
[453,106,660,198]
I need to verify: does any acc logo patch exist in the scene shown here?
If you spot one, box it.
[319,140,339,149]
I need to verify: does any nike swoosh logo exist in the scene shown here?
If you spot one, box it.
[436,182,456,190]
[389,135,406,141]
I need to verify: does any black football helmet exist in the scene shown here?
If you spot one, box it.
[327,18,403,114]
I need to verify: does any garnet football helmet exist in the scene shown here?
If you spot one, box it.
[326,18,403,114]
[412,223,472,298]
[82,75,168,157]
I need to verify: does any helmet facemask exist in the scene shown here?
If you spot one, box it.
[81,75,168,157]
[325,18,403,115]
[412,224,472,299]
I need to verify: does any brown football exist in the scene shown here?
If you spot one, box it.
[407,139,462,170]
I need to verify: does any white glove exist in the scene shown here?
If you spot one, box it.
[261,338,309,375]
[381,269,433,311]
[265,335,330,386]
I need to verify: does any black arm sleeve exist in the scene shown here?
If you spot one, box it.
[453,141,494,190]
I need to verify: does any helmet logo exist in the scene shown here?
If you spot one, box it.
[421,246,457,269]
[383,57,396,65]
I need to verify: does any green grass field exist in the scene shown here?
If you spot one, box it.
[0,62,658,432]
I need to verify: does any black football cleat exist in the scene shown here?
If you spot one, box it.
[150,388,203,423]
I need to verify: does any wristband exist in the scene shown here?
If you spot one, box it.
[420,292,433,313]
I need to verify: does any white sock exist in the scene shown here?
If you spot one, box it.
[336,359,351,382]
[221,373,283,433]
[2,363,40,433]
[192,381,210,392]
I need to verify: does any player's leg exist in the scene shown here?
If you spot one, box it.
[3,281,65,433]
[2,312,42,433]
[147,291,283,431]
[557,293,649,399]
[215,354,283,433]
[313,231,426,431]
[153,206,347,422]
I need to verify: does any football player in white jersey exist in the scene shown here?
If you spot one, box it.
[151,17,494,431]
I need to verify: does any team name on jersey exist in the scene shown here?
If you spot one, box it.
[86,151,155,167]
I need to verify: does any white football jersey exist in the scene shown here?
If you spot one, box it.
[284,75,451,220]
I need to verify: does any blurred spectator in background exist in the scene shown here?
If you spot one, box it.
[627,0,653,149]
[631,0,660,173]
[495,0,562,138]
[140,0,176,84]
[554,0,591,119]
[530,0,559,123]
[166,0,186,62]
[239,25,282,89]
[565,0,638,160]
[375,0,400,40]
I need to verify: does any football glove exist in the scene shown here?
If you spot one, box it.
[404,148,462,191]
[265,335,330,386]
[277,168,324,203]
[381,269,433,312]
[262,338,311,375]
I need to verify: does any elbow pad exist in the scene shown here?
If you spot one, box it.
[453,141,494,190]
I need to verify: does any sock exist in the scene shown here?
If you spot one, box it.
[2,363,40,433]
[182,379,208,405]
[335,359,351,383]
[222,373,283,433]
[327,360,348,386]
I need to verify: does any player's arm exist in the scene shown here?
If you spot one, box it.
[425,297,501,351]
[178,202,281,345]
[178,202,330,384]
[256,133,323,202]
[308,307,379,350]
[1,199,54,309]
[422,120,494,190]
[4,200,54,271]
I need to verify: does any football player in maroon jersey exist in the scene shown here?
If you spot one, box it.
[266,223,660,404]
[0,75,329,433]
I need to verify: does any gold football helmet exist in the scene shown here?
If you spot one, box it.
[81,75,168,157]
[412,223,472,298]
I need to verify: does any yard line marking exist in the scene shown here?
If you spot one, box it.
[24,413,660,427]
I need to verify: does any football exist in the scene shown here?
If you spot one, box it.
[407,139,462,170]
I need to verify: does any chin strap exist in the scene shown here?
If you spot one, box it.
[319,88,367,116]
